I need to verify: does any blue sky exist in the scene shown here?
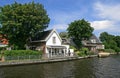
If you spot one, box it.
[0,0,120,37]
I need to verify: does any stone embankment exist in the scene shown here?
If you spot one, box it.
[0,55,97,67]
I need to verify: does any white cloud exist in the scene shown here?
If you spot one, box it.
[94,2,120,21]
[92,2,120,36]
[50,24,68,30]
[91,20,114,30]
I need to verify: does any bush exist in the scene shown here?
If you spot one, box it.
[76,48,95,56]
[70,46,77,51]
[4,50,42,56]
[104,49,115,53]
[87,51,95,55]
[77,51,86,56]
[81,47,89,55]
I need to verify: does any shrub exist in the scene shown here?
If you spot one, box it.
[4,50,42,56]
[81,47,89,52]
[104,49,115,53]
[81,47,89,55]
[70,46,77,51]
[76,48,95,56]
[77,51,86,56]
[87,51,95,55]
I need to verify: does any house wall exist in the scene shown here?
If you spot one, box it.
[46,31,61,46]
[96,44,104,49]
[62,45,69,53]
[45,32,62,54]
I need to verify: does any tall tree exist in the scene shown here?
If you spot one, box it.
[0,2,50,49]
[99,32,120,52]
[99,32,114,42]
[114,36,120,48]
[59,32,68,38]
[67,19,94,49]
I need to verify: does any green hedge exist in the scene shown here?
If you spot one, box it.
[4,50,42,56]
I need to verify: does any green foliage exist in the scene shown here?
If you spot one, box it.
[0,2,50,49]
[77,51,86,57]
[0,54,1,58]
[81,47,89,52]
[76,47,94,56]
[114,36,120,48]
[59,32,68,38]
[80,47,89,55]
[67,19,94,49]
[87,51,95,55]
[99,32,120,52]
[70,46,77,51]
[104,49,115,53]
[4,50,42,56]
[99,32,114,42]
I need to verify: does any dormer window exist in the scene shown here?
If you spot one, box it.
[91,39,96,43]
[53,37,56,44]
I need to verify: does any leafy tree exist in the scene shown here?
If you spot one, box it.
[99,32,109,42]
[59,32,68,38]
[99,32,120,52]
[0,2,50,49]
[67,19,94,49]
[114,36,120,48]
[99,32,114,42]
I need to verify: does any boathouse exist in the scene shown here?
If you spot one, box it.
[82,34,104,53]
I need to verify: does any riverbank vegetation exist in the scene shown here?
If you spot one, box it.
[70,46,95,56]
[100,32,120,53]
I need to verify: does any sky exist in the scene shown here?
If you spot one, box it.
[0,0,120,37]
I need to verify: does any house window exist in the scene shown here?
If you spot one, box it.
[91,39,96,43]
[53,37,56,44]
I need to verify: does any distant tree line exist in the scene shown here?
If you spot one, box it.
[99,32,120,52]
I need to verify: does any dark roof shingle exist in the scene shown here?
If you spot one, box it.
[31,29,53,41]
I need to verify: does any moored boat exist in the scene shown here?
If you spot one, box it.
[98,52,110,57]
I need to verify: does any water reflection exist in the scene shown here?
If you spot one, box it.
[0,62,75,78]
[0,55,120,78]
[93,55,120,78]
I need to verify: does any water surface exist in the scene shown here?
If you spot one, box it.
[0,55,120,78]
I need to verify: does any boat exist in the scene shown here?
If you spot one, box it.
[98,52,110,57]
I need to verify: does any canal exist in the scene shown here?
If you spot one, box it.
[0,55,120,78]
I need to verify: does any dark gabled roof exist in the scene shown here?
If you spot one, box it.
[82,34,102,46]
[89,34,102,43]
[31,29,53,41]
[62,38,70,45]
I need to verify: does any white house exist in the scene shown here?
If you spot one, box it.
[28,29,72,58]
